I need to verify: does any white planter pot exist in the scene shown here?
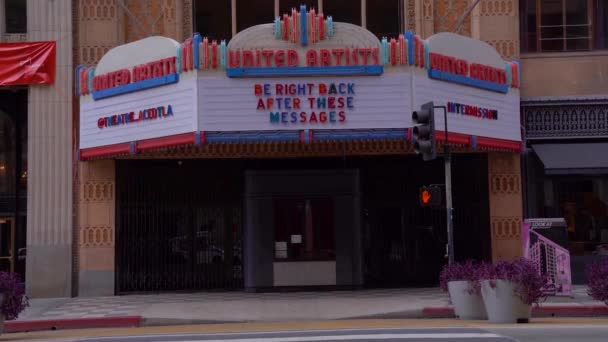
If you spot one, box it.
[447,280,487,320]
[481,280,532,323]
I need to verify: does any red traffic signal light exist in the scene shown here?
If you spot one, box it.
[419,185,442,207]
[420,187,432,206]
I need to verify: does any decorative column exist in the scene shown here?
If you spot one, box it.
[414,0,434,38]
[488,152,524,261]
[25,0,73,298]
[77,160,116,297]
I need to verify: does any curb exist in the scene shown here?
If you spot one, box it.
[422,305,608,318]
[5,316,142,333]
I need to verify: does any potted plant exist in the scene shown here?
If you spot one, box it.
[586,257,608,305]
[480,258,547,323]
[439,260,488,320]
[0,272,29,334]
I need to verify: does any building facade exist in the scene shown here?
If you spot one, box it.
[520,0,608,284]
[0,0,73,298]
[4,0,523,298]
[67,0,524,298]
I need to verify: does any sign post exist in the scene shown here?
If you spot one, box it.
[435,105,454,265]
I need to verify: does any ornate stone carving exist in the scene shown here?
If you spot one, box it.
[491,217,522,240]
[480,0,515,16]
[423,0,433,20]
[79,45,112,66]
[407,0,416,32]
[182,0,193,39]
[491,174,520,195]
[485,39,517,60]
[524,104,608,139]
[80,0,117,21]
[81,181,115,202]
[80,226,114,247]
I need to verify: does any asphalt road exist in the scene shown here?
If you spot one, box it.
[66,325,608,342]
[8,320,608,342]
[74,327,516,341]
[488,325,608,342]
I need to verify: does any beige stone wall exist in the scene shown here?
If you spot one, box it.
[521,52,608,98]
[411,0,519,61]
[76,160,115,296]
[488,152,523,260]
[471,0,519,61]
[74,0,192,295]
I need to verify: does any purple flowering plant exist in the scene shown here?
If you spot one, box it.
[439,260,490,296]
[485,258,548,306]
[0,272,29,320]
[586,257,608,305]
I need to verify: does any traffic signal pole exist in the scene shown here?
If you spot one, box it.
[435,105,455,265]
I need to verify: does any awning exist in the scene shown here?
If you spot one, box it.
[532,143,608,175]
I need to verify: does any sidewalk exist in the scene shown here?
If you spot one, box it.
[7,285,606,333]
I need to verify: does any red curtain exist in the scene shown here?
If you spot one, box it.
[0,41,56,86]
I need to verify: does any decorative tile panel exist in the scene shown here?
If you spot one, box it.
[524,104,608,139]
[81,181,114,202]
[80,226,114,247]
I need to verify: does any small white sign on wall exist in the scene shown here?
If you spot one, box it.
[291,234,302,244]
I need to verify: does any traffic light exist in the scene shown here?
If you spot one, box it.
[412,102,436,161]
[419,185,442,207]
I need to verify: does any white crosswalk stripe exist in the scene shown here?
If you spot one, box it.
[171,332,504,342]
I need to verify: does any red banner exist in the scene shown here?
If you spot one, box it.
[0,41,56,86]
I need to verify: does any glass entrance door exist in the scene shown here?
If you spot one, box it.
[0,217,16,273]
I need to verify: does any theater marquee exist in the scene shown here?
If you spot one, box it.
[77,6,521,158]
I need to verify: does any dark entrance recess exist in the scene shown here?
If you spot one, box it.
[116,155,490,292]
[0,89,27,282]
[116,160,244,293]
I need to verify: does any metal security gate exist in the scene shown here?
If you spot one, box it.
[361,154,491,287]
[116,160,243,293]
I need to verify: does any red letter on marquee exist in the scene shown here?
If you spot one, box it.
[229,50,241,68]
[274,50,286,67]
[243,50,254,67]
[331,49,345,66]
[262,50,274,67]
[306,50,318,66]
[319,83,327,95]
[287,49,298,67]
[255,84,263,96]
[320,49,331,66]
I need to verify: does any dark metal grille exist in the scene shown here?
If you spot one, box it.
[524,104,608,139]
[116,160,243,293]
[361,154,491,287]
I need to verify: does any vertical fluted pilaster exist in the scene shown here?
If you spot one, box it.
[25,0,73,298]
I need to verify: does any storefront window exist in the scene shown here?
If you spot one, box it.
[5,0,27,34]
[520,0,599,52]
[366,0,400,38]
[194,0,232,41]
[0,89,27,279]
[274,198,335,261]
[547,177,608,256]
[324,0,361,26]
